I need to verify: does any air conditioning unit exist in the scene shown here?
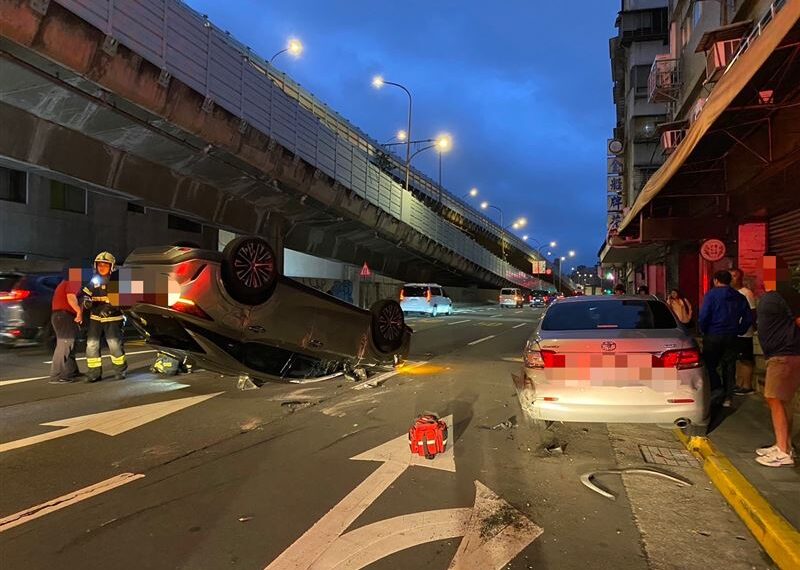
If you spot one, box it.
[661,129,685,154]
[689,97,707,126]
[706,39,742,82]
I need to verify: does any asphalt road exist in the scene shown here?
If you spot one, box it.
[0,305,772,569]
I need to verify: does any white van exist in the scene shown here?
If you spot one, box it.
[400,283,453,316]
[499,287,524,308]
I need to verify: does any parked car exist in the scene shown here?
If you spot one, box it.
[124,237,411,385]
[513,295,709,429]
[499,287,525,308]
[399,283,453,316]
[0,270,62,347]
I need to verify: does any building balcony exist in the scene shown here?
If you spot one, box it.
[648,55,681,104]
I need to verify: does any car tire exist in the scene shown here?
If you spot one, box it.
[370,300,406,353]
[221,236,279,305]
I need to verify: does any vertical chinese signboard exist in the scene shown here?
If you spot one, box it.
[607,139,624,237]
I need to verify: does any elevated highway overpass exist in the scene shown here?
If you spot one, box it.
[0,0,569,291]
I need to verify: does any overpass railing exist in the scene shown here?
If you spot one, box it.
[53,0,540,285]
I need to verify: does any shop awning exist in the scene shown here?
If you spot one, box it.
[618,1,800,235]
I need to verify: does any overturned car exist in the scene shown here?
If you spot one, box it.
[123,237,411,385]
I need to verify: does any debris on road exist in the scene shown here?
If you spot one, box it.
[237,375,258,391]
[545,443,566,455]
[693,530,712,537]
[238,516,253,523]
[281,401,315,413]
[580,467,693,501]
[483,415,518,430]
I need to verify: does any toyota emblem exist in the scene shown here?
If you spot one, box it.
[601,341,617,352]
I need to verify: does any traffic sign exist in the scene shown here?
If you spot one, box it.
[359,262,371,278]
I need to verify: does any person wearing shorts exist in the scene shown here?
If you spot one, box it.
[754,257,800,468]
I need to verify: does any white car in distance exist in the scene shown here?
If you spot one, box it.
[399,283,453,317]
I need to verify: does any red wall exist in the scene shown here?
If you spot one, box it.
[738,223,767,295]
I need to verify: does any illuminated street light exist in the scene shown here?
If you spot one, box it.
[550,241,557,247]
[271,37,304,63]
[435,134,452,152]
[547,251,552,256]
[480,201,489,210]
[522,235,529,241]
[568,250,576,257]
[371,75,413,195]
[397,129,408,142]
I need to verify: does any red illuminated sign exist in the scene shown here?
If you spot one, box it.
[700,239,726,262]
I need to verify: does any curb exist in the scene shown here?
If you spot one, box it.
[674,429,800,569]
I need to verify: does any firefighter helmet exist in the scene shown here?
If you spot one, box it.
[94,251,117,271]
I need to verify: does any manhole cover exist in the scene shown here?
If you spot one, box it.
[639,445,700,468]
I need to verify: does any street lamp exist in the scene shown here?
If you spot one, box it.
[522,235,529,241]
[435,134,452,204]
[372,76,413,196]
[463,187,479,199]
[270,37,303,63]
[568,250,576,258]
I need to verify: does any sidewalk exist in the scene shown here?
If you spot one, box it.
[679,394,800,568]
[709,395,800,530]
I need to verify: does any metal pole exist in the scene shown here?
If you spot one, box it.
[438,150,442,205]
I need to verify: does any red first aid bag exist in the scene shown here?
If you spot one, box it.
[408,414,448,460]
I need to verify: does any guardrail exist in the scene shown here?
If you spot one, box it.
[53,0,543,286]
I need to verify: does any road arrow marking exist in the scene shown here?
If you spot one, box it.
[308,481,541,570]
[0,392,223,454]
[0,473,145,532]
[265,415,454,569]
[448,481,543,569]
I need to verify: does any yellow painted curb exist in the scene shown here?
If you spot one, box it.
[674,429,800,570]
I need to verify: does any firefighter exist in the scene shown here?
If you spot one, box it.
[81,251,126,382]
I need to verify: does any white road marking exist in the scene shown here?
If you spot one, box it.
[448,319,471,325]
[43,349,156,364]
[467,335,496,346]
[512,323,528,329]
[514,310,523,314]
[0,392,222,454]
[0,473,144,532]
[265,416,456,569]
[0,376,49,387]
[352,361,428,391]
[489,314,502,318]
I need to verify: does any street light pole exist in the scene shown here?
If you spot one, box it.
[372,77,413,196]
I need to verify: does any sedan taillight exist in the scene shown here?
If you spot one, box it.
[524,348,565,368]
[0,289,31,302]
[652,348,702,370]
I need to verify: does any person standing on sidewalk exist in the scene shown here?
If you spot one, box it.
[48,268,85,383]
[698,270,753,407]
[667,288,692,326]
[754,258,800,468]
[730,268,758,395]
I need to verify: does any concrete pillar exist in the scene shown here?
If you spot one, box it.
[738,223,767,295]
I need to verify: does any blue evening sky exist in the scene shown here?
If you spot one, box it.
[186,0,618,269]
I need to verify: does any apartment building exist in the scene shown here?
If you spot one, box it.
[602,0,800,308]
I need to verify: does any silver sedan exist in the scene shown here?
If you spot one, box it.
[513,295,709,429]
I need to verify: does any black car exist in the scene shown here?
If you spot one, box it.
[0,270,62,347]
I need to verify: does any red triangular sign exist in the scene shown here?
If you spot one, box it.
[360,262,371,277]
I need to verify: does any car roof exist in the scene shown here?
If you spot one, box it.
[553,294,662,303]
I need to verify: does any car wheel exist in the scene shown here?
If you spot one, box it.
[221,236,278,305]
[370,300,405,353]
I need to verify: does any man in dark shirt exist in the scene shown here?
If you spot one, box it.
[754,258,799,468]
[698,270,753,407]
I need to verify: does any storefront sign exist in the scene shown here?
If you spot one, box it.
[531,260,547,275]
[608,139,624,155]
[607,176,623,193]
[607,193,623,212]
[607,157,624,174]
[700,239,726,262]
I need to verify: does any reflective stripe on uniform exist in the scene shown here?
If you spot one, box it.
[89,314,124,322]
[90,296,110,302]
[110,355,126,366]
[82,287,92,296]
[86,357,102,368]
